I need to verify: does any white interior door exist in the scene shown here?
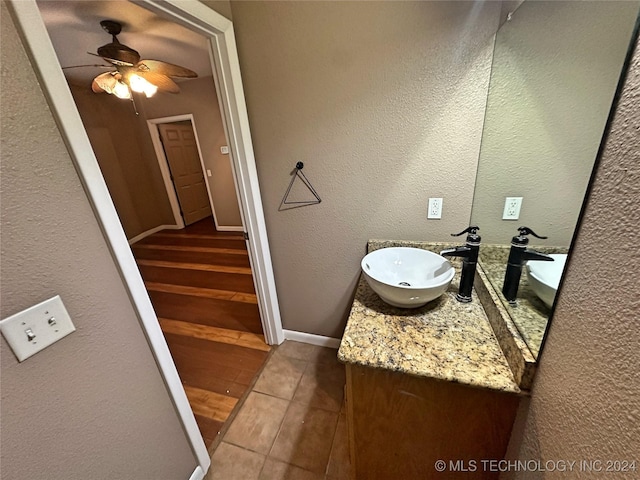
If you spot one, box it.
[158,122,212,225]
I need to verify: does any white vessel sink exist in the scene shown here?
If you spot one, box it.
[525,254,567,308]
[361,247,455,308]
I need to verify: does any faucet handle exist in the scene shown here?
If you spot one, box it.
[517,226,547,239]
[452,226,481,246]
[451,226,480,237]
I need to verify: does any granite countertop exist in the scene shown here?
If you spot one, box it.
[338,240,521,394]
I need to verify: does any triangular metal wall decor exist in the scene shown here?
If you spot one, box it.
[279,162,322,211]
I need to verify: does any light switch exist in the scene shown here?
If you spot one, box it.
[25,328,36,342]
[220,146,229,154]
[0,295,75,362]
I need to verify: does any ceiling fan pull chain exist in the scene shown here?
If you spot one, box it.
[130,94,139,116]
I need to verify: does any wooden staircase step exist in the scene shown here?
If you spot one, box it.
[146,282,257,304]
[149,291,263,334]
[159,318,270,352]
[139,265,256,293]
[136,259,252,275]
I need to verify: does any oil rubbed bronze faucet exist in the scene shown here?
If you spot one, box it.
[440,226,481,303]
[502,227,554,304]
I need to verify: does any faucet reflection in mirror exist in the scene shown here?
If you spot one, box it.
[469,1,640,358]
[502,227,553,304]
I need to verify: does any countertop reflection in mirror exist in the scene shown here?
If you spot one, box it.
[470,1,640,358]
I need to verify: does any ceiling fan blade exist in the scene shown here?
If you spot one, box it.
[136,71,180,93]
[87,52,135,67]
[92,72,118,93]
[137,60,197,78]
[98,42,140,66]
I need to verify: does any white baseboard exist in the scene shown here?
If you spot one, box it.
[128,224,181,245]
[283,329,341,349]
[216,225,244,232]
[189,466,205,480]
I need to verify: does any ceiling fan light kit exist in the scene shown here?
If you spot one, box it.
[129,74,158,97]
[91,71,130,99]
[88,20,197,101]
[112,80,132,99]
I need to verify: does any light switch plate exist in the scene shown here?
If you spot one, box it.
[0,295,75,362]
[220,146,229,154]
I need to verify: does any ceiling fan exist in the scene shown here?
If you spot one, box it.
[89,20,197,100]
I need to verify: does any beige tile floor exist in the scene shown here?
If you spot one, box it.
[203,341,351,480]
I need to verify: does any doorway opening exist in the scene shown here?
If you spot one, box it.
[12,0,284,475]
[147,114,243,232]
[36,2,271,454]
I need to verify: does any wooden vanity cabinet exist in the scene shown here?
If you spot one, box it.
[345,364,521,480]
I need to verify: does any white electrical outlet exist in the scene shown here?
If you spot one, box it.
[0,295,75,362]
[502,197,523,220]
[428,198,443,219]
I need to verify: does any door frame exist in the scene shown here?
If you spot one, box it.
[8,0,285,476]
[148,114,236,231]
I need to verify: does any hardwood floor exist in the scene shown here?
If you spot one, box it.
[132,217,270,448]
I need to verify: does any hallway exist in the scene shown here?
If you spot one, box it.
[131,218,270,448]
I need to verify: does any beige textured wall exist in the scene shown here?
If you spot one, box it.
[0,4,197,479]
[200,0,232,20]
[471,1,638,246]
[70,84,176,238]
[140,76,243,227]
[231,0,501,337]
[502,35,640,478]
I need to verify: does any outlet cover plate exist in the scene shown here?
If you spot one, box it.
[0,295,75,362]
[502,197,523,220]
[428,198,443,219]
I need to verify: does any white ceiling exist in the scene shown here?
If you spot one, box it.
[37,0,213,85]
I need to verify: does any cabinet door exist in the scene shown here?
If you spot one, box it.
[345,364,520,480]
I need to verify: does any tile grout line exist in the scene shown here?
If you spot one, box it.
[205,344,277,456]
[260,348,311,473]
[264,358,306,457]
[220,347,307,478]
[291,349,343,477]
[266,351,340,476]
[212,344,346,478]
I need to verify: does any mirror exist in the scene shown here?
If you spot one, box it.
[470,1,639,358]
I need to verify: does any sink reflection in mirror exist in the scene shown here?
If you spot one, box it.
[470,1,639,358]
[526,254,567,309]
